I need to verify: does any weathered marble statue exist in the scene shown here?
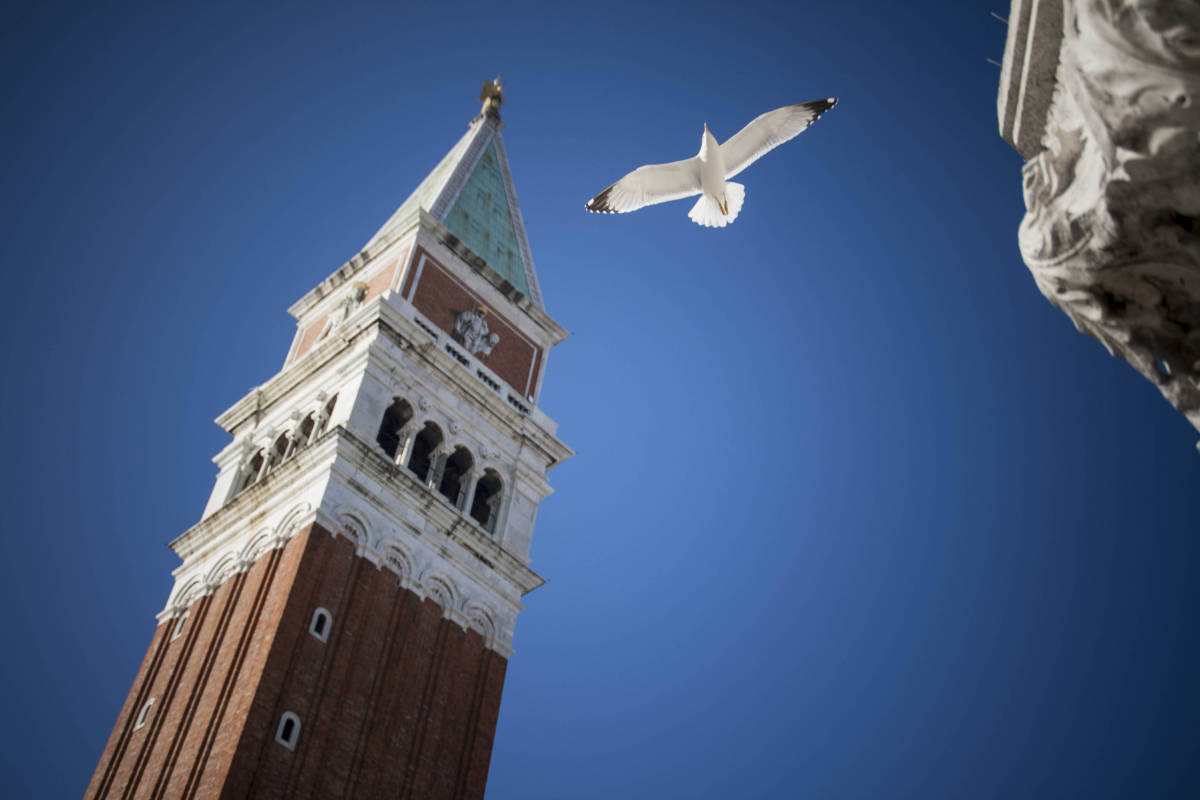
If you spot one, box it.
[999,0,1200,442]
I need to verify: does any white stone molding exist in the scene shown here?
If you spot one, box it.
[275,711,300,750]
[204,556,238,593]
[334,507,371,548]
[382,541,416,584]
[167,578,203,618]
[420,570,460,610]
[309,608,332,642]
[161,498,317,621]
[134,698,154,730]
[239,529,274,565]
[272,502,313,548]
[1001,0,1200,440]
[463,601,498,639]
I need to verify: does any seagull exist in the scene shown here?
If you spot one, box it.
[586,98,837,228]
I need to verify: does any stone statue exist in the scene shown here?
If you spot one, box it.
[455,305,501,358]
[479,77,504,117]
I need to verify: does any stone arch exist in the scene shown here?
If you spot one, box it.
[335,508,371,548]
[438,445,474,508]
[204,554,238,591]
[376,397,415,459]
[267,431,291,470]
[407,421,444,483]
[273,502,312,546]
[381,542,415,581]
[464,602,498,639]
[173,577,204,612]
[420,570,460,612]
[294,412,317,451]
[240,529,274,564]
[469,468,504,532]
[237,449,266,493]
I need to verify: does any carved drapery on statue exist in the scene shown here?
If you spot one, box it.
[1004,0,1200,439]
[454,304,500,357]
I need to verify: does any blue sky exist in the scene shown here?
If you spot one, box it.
[3,1,1199,797]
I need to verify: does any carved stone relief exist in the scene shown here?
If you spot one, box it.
[1005,0,1200,439]
[454,304,500,357]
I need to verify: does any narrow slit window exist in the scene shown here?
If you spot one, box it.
[134,698,155,730]
[276,712,300,750]
[309,608,331,642]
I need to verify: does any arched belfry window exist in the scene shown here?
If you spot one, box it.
[376,399,414,459]
[314,394,338,438]
[276,711,300,750]
[438,447,474,508]
[267,433,290,470]
[238,451,265,493]
[407,423,443,483]
[309,607,331,642]
[296,413,316,451]
[470,469,504,533]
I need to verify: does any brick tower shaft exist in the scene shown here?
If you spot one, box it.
[87,84,571,799]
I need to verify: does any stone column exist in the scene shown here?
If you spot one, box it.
[458,468,479,512]
[427,444,452,491]
[396,421,420,468]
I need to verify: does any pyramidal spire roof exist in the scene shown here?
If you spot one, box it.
[365,81,544,308]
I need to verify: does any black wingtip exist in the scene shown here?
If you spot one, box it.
[800,97,837,113]
[586,185,618,214]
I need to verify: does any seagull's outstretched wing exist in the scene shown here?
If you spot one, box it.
[720,98,837,180]
[586,157,703,214]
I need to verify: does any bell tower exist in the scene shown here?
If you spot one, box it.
[86,81,571,799]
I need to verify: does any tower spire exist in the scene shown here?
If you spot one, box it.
[363,78,544,308]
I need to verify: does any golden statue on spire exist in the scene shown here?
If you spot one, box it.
[479,76,504,117]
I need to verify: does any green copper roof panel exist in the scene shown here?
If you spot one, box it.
[443,142,529,295]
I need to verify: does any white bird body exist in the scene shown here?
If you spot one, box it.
[586,98,837,228]
[688,123,748,226]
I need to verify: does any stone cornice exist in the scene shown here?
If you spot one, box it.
[216,291,571,471]
[998,0,1063,158]
[169,428,338,562]
[286,221,417,321]
[214,303,372,434]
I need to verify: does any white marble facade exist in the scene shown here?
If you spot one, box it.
[164,209,571,656]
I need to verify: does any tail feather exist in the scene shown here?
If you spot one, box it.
[687,182,745,228]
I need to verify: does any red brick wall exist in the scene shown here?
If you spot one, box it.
[407,248,543,398]
[86,523,508,799]
[290,251,408,364]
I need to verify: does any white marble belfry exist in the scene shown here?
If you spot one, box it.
[160,105,572,655]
